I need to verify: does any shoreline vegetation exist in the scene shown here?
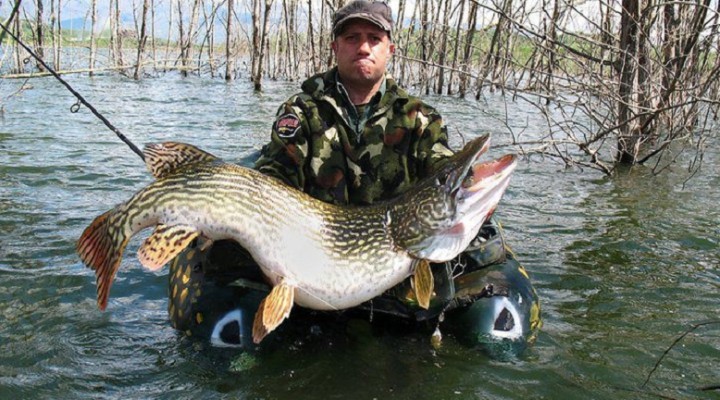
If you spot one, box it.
[1,0,719,176]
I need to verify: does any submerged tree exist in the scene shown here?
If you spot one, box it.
[35,0,45,72]
[88,0,97,76]
[133,0,151,80]
[178,0,201,77]
[225,0,235,81]
[251,0,273,91]
[1,0,718,176]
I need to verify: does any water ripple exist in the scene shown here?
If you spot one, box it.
[0,75,717,399]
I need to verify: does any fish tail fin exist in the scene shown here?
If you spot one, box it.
[76,209,130,311]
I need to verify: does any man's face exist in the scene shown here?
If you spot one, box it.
[332,20,395,88]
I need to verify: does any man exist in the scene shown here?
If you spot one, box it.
[168,0,539,352]
[254,0,453,205]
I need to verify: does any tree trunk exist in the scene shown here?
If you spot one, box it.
[290,0,298,78]
[253,0,274,91]
[524,0,560,103]
[177,0,201,77]
[150,0,157,73]
[399,0,419,87]
[34,0,46,72]
[251,0,262,80]
[179,0,201,77]
[109,0,117,66]
[55,0,62,70]
[115,0,123,68]
[459,1,478,98]
[616,0,640,164]
[280,0,289,78]
[324,1,333,69]
[322,1,330,69]
[272,20,281,80]
[13,9,24,74]
[226,0,235,81]
[89,0,97,76]
[113,0,124,69]
[447,0,466,95]
[199,3,218,78]
[267,29,272,77]
[392,0,406,79]
[164,0,174,72]
[50,0,57,69]
[134,0,151,80]
[636,2,652,138]
[435,0,451,94]
[282,0,297,80]
[600,0,614,77]
[308,0,320,75]
[0,0,22,46]
[420,0,429,95]
[177,0,186,73]
[478,0,512,98]
[661,3,677,93]
[545,0,560,99]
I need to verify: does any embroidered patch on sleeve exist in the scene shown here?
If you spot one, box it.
[274,114,301,138]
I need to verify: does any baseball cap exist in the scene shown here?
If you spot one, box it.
[333,1,393,38]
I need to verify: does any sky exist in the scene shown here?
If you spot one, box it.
[2,0,605,40]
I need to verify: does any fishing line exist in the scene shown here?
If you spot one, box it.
[0,20,144,161]
[642,320,720,389]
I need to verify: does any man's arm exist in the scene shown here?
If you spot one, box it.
[254,99,309,189]
[413,103,454,178]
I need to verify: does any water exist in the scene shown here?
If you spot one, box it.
[0,74,718,399]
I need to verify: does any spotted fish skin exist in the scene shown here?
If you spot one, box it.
[78,158,411,310]
[77,136,516,340]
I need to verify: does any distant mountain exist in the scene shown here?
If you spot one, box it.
[60,17,90,31]
[60,14,135,31]
[58,10,250,36]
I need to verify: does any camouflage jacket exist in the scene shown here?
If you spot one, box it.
[254,67,453,205]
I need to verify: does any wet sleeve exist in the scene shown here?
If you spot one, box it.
[415,103,454,178]
[254,99,309,190]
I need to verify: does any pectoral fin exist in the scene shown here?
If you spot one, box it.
[137,224,199,271]
[252,280,295,344]
[412,259,434,310]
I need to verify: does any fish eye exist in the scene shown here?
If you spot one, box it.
[462,174,474,188]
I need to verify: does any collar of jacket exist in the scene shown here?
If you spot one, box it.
[300,67,409,129]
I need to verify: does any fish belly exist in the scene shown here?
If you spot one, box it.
[255,247,415,311]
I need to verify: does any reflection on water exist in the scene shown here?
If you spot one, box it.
[0,75,718,399]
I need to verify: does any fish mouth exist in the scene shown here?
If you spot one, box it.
[463,154,517,193]
[443,135,516,202]
[443,152,517,241]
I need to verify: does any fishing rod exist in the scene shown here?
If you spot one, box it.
[0,20,144,161]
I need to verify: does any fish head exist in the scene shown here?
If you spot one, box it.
[391,135,517,262]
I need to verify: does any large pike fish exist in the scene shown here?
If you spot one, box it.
[77,135,516,343]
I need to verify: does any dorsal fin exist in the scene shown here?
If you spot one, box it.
[143,142,219,179]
